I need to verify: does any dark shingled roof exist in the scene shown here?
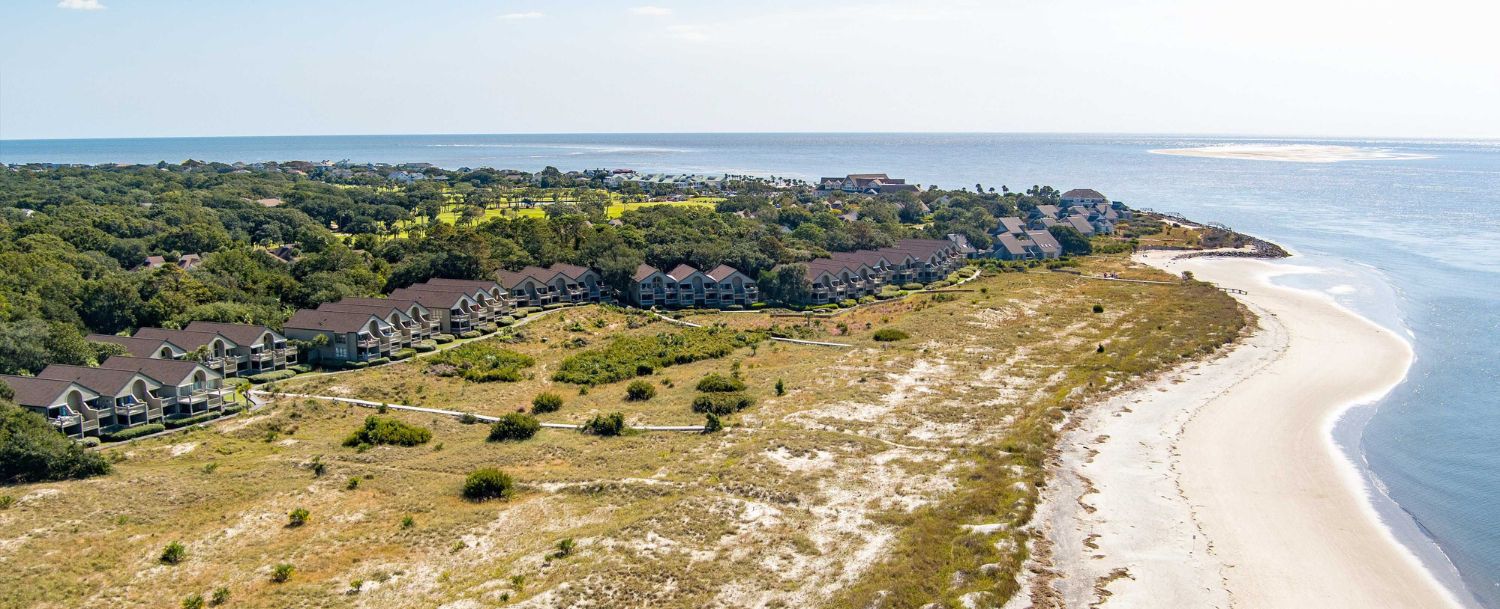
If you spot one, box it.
[495,264,594,289]
[184,321,280,346]
[421,278,506,294]
[134,327,238,351]
[1025,229,1062,253]
[87,334,184,359]
[284,309,389,334]
[98,356,216,386]
[995,233,1028,256]
[387,288,475,309]
[665,264,701,281]
[37,364,161,396]
[1061,188,1107,201]
[318,302,413,321]
[335,297,431,315]
[632,264,661,282]
[0,374,96,407]
[704,264,744,282]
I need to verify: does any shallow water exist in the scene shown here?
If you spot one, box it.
[4,132,1498,607]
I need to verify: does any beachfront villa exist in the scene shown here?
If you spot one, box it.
[628,263,760,308]
[496,264,608,307]
[282,309,398,366]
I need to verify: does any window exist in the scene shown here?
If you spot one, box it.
[334,342,348,359]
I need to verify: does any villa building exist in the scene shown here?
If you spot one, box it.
[0,374,105,438]
[496,264,608,307]
[182,322,295,374]
[1060,188,1109,208]
[628,263,759,308]
[97,356,228,416]
[282,309,397,366]
[779,238,968,305]
[386,288,482,334]
[36,364,166,429]
[333,297,444,337]
[87,334,189,360]
[132,327,245,377]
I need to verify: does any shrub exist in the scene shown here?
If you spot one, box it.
[554,538,576,558]
[497,315,517,326]
[542,303,566,310]
[837,299,857,308]
[901,282,925,290]
[458,412,479,424]
[488,413,540,442]
[434,334,456,344]
[691,393,754,415]
[289,363,314,373]
[872,328,910,342]
[343,361,369,370]
[695,373,745,393]
[346,477,360,490]
[367,357,391,366]
[0,495,12,510]
[99,423,166,442]
[427,342,535,383]
[624,380,656,401]
[703,412,723,433]
[413,341,438,353]
[391,348,416,360]
[160,542,187,565]
[775,378,786,396]
[458,331,482,339]
[581,412,627,436]
[182,594,204,609]
[248,369,298,384]
[287,508,309,527]
[531,392,564,414]
[400,515,415,529]
[553,327,766,385]
[164,411,223,429]
[463,468,515,501]
[271,563,295,583]
[342,416,432,448]
[858,295,877,304]
[210,587,229,605]
[518,306,543,315]
[1092,304,1105,313]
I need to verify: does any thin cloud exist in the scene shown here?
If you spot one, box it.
[667,24,708,42]
[57,0,106,10]
[629,6,673,16]
[498,11,544,20]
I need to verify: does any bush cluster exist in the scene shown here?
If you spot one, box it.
[426,342,535,383]
[872,328,910,342]
[342,415,432,448]
[488,413,540,442]
[695,373,745,393]
[248,369,298,384]
[531,392,564,414]
[691,393,754,415]
[164,411,225,429]
[624,380,657,401]
[552,326,765,385]
[463,468,515,501]
[581,412,627,436]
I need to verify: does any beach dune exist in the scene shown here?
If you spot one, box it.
[1031,254,1463,608]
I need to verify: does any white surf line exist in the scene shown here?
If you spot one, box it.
[249,391,707,432]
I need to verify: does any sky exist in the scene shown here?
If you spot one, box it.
[2,0,1498,140]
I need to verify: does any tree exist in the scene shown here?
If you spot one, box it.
[0,399,111,484]
[757,265,811,306]
[1048,225,1093,256]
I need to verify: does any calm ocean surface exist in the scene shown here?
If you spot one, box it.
[3,133,1498,606]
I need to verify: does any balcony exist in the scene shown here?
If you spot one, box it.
[357,337,380,348]
[51,414,82,429]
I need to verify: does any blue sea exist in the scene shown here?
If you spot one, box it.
[3,133,1498,606]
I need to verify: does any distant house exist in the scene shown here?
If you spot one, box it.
[266,244,300,264]
[995,216,1027,236]
[496,264,608,307]
[1063,214,1097,237]
[319,299,437,345]
[133,327,245,377]
[1061,188,1109,208]
[141,254,203,271]
[1032,205,1060,221]
[774,238,967,305]
[945,233,979,258]
[282,309,397,365]
[385,289,482,335]
[398,281,508,323]
[1024,229,1062,259]
[629,263,759,309]
[387,171,425,184]
[182,322,295,374]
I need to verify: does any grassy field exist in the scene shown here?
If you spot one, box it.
[0,254,1245,609]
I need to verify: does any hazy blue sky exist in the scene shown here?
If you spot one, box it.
[3,0,1497,140]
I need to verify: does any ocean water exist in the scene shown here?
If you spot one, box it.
[3,133,1498,606]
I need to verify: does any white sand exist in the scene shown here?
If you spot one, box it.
[1029,253,1463,608]
[1150,143,1433,163]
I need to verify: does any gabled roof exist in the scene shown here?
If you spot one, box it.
[1065,215,1095,234]
[387,288,476,309]
[1025,229,1062,253]
[422,278,507,295]
[704,264,746,282]
[0,375,99,408]
[318,302,414,321]
[284,309,391,334]
[495,264,594,289]
[335,297,431,314]
[995,233,1029,256]
[665,264,701,281]
[401,284,497,303]
[1061,188,1107,201]
[997,217,1027,234]
[37,364,162,396]
[87,334,186,359]
[183,322,282,346]
[134,327,240,351]
[98,356,218,386]
[632,264,662,282]
[1035,204,1060,218]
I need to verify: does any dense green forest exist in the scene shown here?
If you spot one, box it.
[0,162,1063,375]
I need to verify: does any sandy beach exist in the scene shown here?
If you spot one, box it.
[1026,253,1464,608]
[1149,143,1434,163]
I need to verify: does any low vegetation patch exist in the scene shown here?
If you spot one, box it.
[872,328,910,342]
[552,326,766,385]
[248,369,298,384]
[342,415,432,448]
[581,412,627,436]
[531,392,563,414]
[463,468,515,501]
[624,380,656,401]
[488,413,540,442]
[99,423,166,443]
[163,410,225,429]
[160,542,186,565]
[425,342,535,382]
[691,393,754,415]
[695,373,745,393]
